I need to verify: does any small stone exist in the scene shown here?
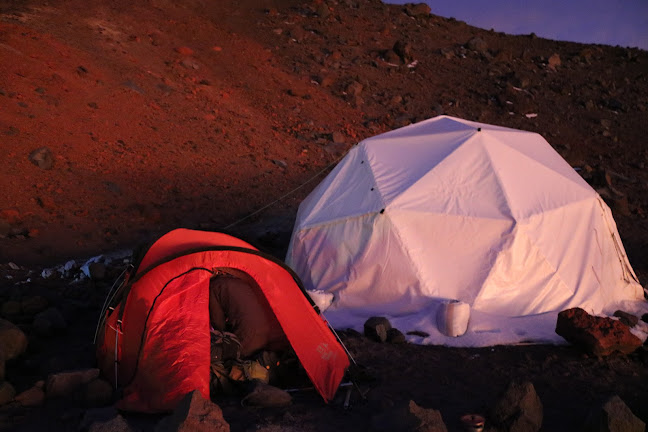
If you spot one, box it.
[88,415,136,432]
[364,317,392,343]
[46,368,100,398]
[175,46,194,56]
[406,330,430,338]
[0,319,28,360]
[1,301,21,320]
[548,53,561,69]
[393,40,413,63]
[346,80,363,97]
[80,406,120,431]
[241,382,292,408]
[613,310,639,327]
[33,307,67,337]
[383,49,401,64]
[316,3,330,18]
[387,328,406,344]
[181,58,200,70]
[584,395,645,432]
[29,147,54,170]
[81,378,113,407]
[370,400,447,432]
[332,131,346,144]
[155,390,230,432]
[15,385,45,407]
[403,3,431,17]
[20,296,49,317]
[0,381,15,406]
[490,381,543,432]
[88,262,107,281]
[318,75,334,88]
[466,37,488,54]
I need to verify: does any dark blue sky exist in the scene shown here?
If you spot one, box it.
[388,0,648,50]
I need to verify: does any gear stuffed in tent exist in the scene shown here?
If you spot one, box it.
[95,228,350,413]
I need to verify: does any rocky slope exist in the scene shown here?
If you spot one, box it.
[0,0,647,431]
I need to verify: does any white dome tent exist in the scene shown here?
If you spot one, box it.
[286,116,646,346]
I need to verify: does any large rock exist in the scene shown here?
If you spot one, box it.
[155,390,229,432]
[584,395,645,432]
[364,316,392,343]
[0,318,28,360]
[490,381,543,432]
[556,308,642,356]
[46,368,100,398]
[370,400,447,432]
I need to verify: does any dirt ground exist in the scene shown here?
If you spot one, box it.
[0,0,647,430]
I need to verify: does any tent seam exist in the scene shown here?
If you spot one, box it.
[487,130,594,195]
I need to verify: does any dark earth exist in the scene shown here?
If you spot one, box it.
[0,0,647,430]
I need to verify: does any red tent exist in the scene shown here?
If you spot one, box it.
[96,229,349,412]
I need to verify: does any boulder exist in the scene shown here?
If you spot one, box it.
[370,400,447,432]
[556,308,642,356]
[584,395,645,432]
[155,390,229,432]
[490,381,543,432]
[364,316,392,342]
[0,318,28,360]
[0,381,16,406]
[46,368,100,398]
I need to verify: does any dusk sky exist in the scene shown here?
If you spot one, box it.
[388,0,648,50]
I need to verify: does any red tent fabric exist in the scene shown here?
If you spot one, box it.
[96,229,349,412]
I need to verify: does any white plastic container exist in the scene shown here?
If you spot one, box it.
[436,300,471,337]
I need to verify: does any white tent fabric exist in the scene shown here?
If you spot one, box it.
[286,116,647,347]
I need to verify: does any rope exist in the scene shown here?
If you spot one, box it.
[223,153,347,230]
